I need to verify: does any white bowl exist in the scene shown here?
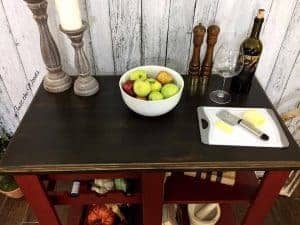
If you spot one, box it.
[119,65,184,117]
[188,204,221,225]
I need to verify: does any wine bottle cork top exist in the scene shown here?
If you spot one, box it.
[257,9,265,19]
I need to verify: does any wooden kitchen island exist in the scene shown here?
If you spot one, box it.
[0,76,299,225]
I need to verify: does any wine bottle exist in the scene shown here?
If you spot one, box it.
[231,9,264,94]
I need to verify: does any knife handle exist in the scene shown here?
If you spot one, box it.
[239,120,269,141]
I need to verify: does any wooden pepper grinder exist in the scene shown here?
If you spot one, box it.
[188,23,206,76]
[200,25,220,79]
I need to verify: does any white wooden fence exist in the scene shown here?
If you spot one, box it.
[0,0,300,134]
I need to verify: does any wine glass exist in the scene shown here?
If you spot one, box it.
[209,43,244,104]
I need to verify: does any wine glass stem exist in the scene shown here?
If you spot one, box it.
[221,77,226,91]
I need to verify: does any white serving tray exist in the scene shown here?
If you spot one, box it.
[197,107,289,148]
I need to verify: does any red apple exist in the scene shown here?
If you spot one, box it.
[122,80,135,97]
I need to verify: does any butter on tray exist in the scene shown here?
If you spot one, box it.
[242,110,266,127]
[215,120,233,134]
[215,110,266,134]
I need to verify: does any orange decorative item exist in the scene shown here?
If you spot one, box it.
[86,204,116,225]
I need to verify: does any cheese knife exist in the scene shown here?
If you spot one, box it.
[216,110,269,141]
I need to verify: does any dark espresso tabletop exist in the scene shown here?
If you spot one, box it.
[0,76,299,173]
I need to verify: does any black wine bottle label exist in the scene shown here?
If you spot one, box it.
[244,55,260,73]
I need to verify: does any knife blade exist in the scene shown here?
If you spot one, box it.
[216,110,269,141]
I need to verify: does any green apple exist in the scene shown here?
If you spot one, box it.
[133,80,151,97]
[161,83,179,98]
[147,78,162,92]
[149,91,164,101]
[129,70,147,81]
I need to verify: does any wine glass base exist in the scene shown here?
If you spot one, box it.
[209,90,231,104]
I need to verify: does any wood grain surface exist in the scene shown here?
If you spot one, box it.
[0,0,300,133]
[266,1,300,107]
[86,0,114,75]
[142,0,170,66]
[2,0,45,94]
[0,76,299,173]
[0,1,33,120]
[278,54,300,112]
[166,0,195,74]
[109,0,142,73]
[256,0,298,88]
[0,77,18,134]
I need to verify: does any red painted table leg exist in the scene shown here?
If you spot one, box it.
[14,175,62,225]
[242,171,290,225]
[142,172,165,225]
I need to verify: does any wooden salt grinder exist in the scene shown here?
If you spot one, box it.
[188,23,206,76]
[200,25,220,79]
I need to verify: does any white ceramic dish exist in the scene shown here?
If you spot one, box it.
[119,65,184,117]
[188,203,221,225]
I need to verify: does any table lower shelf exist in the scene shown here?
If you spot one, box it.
[46,171,259,205]
[44,171,259,225]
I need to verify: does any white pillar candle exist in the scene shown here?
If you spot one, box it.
[55,0,82,31]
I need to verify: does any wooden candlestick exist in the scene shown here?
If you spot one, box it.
[24,0,72,93]
[188,23,206,76]
[200,25,220,79]
[60,22,99,96]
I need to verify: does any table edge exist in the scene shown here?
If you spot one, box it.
[1,161,300,174]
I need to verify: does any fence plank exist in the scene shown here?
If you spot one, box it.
[86,0,114,75]
[2,0,45,95]
[256,0,297,88]
[277,53,300,113]
[142,0,170,66]
[109,0,142,73]
[0,1,33,120]
[1,0,300,134]
[214,0,260,55]
[266,1,300,106]
[166,0,196,74]
[0,77,19,134]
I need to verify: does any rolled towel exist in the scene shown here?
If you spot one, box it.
[92,179,114,194]
[200,171,236,186]
[182,171,236,186]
